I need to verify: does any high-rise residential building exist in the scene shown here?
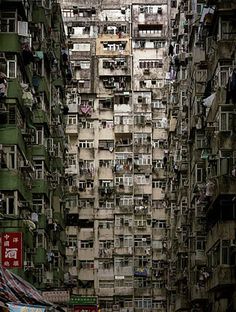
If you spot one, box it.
[0,0,69,290]
[1,0,236,311]
[165,0,236,312]
[60,0,171,311]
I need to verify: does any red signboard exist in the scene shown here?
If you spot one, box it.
[74,306,98,312]
[1,232,23,268]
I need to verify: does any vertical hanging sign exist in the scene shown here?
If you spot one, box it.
[1,232,23,268]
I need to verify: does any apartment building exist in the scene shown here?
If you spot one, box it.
[165,0,236,311]
[60,0,172,311]
[0,0,68,290]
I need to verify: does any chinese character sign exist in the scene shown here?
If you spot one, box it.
[1,232,23,268]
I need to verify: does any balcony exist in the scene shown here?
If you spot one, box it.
[7,79,23,103]
[114,287,133,296]
[53,267,64,283]
[134,286,152,296]
[98,186,115,197]
[190,285,208,302]
[33,109,50,125]
[32,179,50,198]
[32,4,51,28]
[34,247,47,265]
[29,145,49,167]
[114,247,133,256]
[0,33,21,52]
[174,295,189,311]
[0,170,30,201]
[66,124,78,135]
[78,268,95,280]
[207,266,236,290]
[53,211,65,229]
[37,213,47,229]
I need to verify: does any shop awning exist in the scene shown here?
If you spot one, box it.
[0,265,51,306]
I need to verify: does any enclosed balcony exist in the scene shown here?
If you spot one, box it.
[207,265,236,291]
[34,247,47,265]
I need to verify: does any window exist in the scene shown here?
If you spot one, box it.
[152,180,166,189]
[67,154,77,166]
[80,260,94,269]
[134,154,151,165]
[2,193,15,215]
[98,140,114,150]
[78,199,93,209]
[153,219,166,228]
[99,159,113,168]
[80,240,93,249]
[152,139,168,149]
[67,115,77,125]
[134,235,151,247]
[99,200,114,210]
[115,276,133,287]
[100,120,113,129]
[196,237,205,251]
[134,278,152,288]
[153,118,167,128]
[133,133,151,145]
[220,20,236,40]
[134,175,149,185]
[134,298,152,309]
[219,111,233,132]
[153,160,164,169]
[35,128,44,145]
[78,120,93,129]
[4,145,16,169]
[195,165,204,183]
[119,196,133,207]
[7,56,17,78]
[32,198,44,214]
[171,0,177,8]
[99,260,113,269]
[139,60,163,69]
[34,160,44,179]
[115,175,133,186]
[99,180,113,188]
[115,257,132,268]
[152,200,165,209]
[114,235,133,248]
[72,43,90,51]
[99,221,113,229]
[65,196,77,209]
[152,100,165,109]
[0,12,16,32]
[67,235,77,248]
[221,240,231,265]
[78,140,94,148]
[115,216,132,227]
[99,240,113,249]
[99,280,114,288]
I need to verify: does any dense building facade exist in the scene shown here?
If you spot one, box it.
[165,0,236,311]
[60,0,171,311]
[0,0,68,290]
[1,0,236,311]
